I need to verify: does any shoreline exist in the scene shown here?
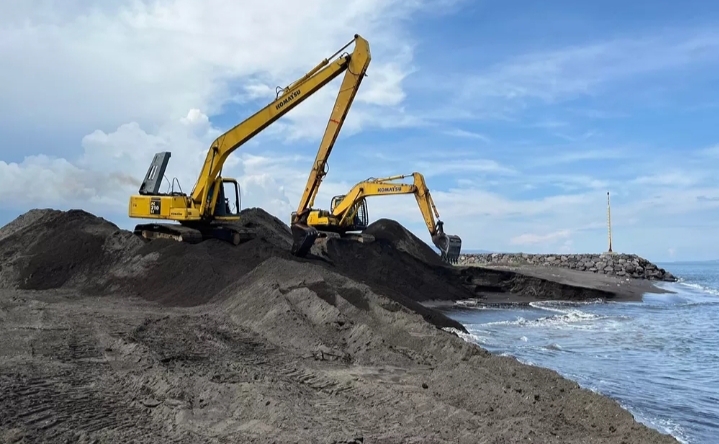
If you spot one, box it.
[423,268,693,444]
[463,263,674,303]
[421,263,676,321]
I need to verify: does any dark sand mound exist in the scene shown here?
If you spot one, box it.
[0,208,679,443]
[0,208,640,308]
[315,236,471,306]
[0,208,466,331]
[231,207,293,250]
[115,237,289,306]
[0,209,144,290]
[363,218,446,267]
[0,256,678,443]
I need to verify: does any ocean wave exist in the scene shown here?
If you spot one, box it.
[442,327,488,344]
[678,281,719,297]
[498,352,536,366]
[454,299,492,309]
[478,301,636,330]
[481,312,603,329]
[629,410,690,444]
[444,262,719,444]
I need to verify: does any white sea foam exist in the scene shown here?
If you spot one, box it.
[442,327,488,345]
[678,281,719,297]
[445,262,719,444]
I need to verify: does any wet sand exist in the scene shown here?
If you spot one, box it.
[463,264,674,305]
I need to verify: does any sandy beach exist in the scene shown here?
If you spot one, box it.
[0,208,679,443]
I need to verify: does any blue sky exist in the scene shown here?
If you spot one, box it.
[1,0,718,262]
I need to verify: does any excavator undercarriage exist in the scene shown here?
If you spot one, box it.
[133,221,255,245]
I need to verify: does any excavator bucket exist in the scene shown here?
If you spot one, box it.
[432,221,462,264]
[291,222,319,257]
[432,233,462,264]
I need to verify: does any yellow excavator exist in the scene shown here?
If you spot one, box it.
[128,34,370,246]
[290,172,463,263]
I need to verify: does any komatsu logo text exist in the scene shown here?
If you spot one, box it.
[378,186,402,193]
[275,90,301,110]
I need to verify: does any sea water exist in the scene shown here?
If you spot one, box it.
[441,261,719,444]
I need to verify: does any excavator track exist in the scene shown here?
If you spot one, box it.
[292,224,379,258]
[134,223,255,246]
[134,223,203,243]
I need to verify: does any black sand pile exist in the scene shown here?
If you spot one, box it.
[0,208,647,309]
[230,207,293,250]
[0,209,144,291]
[0,208,468,330]
[0,208,679,443]
[363,217,446,267]
[313,235,472,329]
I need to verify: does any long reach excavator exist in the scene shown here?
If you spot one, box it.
[290,172,463,263]
[128,35,370,246]
[288,35,372,256]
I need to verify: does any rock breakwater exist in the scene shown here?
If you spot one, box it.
[458,253,677,282]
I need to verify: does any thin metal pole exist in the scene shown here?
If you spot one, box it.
[607,191,613,253]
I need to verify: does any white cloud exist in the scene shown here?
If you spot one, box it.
[699,144,719,157]
[526,120,569,129]
[524,147,638,168]
[559,239,574,254]
[466,29,719,103]
[443,128,491,142]
[0,0,438,144]
[543,175,610,191]
[552,130,598,142]
[0,110,304,220]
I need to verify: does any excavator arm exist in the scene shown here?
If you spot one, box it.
[301,172,463,263]
[289,36,371,255]
[329,173,443,232]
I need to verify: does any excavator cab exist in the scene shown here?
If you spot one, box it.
[208,178,241,220]
[331,195,368,231]
[432,220,462,264]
